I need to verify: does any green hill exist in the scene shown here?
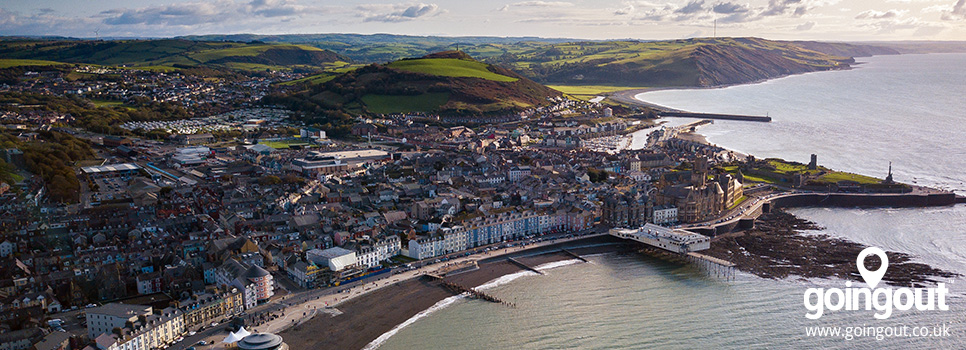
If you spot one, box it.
[0,39,348,71]
[268,51,561,118]
[489,37,875,87]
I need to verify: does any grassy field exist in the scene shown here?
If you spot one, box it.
[387,58,518,82]
[546,85,649,95]
[0,59,67,68]
[362,93,450,114]
[280,65,360,86]
[0,40,345,71]
[261,140,312,149]
[90,99,127,108]
[816,172,882,185]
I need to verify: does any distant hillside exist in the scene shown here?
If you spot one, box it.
[268,51,561,118]
[178,33,575,63]
[0,39,348,71]
[488,37,885,87]
[790,41,900,57]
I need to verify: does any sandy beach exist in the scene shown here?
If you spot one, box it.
[281,239,630,350]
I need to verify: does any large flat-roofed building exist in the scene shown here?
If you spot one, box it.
[85,303,153,339]
[81,163,142,181]
[291,154,348,175]
[174,133,214,145]
[291,149,390,176]
[609,224,710,254]
[307,247,357,272]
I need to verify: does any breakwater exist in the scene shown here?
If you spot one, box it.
[691,191,960,236]
[659,111,771,122]
[771,192,958,208]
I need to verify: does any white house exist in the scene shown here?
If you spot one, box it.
[652,206,679,225]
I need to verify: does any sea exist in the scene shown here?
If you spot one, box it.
[374,53,966,349]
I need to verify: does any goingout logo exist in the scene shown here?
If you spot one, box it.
[804,247,950,319]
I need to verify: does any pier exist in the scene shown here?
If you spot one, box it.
[659,111,772,122]
[610,224,735,278]
[609,224,711,254]
[507,257,544,275]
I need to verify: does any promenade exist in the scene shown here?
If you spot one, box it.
[188,231,608,349]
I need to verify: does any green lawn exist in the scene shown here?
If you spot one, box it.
[387,58,518,82]
[362,93,450,114]
[280,73,338,86]
[740,173,785,185]
[0,59,67,68]
[261,140,311,149]
[91,99,126,108]
[816,172,882,185]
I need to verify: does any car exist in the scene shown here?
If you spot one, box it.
[188,331,196,336]
[210,322,218,327]
[198,341,207,345]
[86,304,98,308]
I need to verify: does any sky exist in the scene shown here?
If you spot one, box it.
[0,0,964,41]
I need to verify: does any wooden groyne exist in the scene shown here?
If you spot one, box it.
[438,280,516,308]
[562,249,588,262]
[660,111,771,122]
[507,257,544,275]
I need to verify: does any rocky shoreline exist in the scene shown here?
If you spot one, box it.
[704,209,958,288]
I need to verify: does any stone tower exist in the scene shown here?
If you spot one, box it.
[691,156,708,188]
[808,154,818,170]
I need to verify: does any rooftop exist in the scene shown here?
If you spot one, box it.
[86,303,151,318]
[81,163,141,174]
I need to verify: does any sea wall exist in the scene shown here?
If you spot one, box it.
[692,192,959,236]
[771,192,958,208]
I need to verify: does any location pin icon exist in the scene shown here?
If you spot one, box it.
[856,247,888,289]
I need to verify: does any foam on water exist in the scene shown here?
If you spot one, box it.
[361,294,466,350]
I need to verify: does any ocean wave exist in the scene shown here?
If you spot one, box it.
[363,258,587,349]
[535,259,582,271]
[475,270,539,291]
[361,294,466,350]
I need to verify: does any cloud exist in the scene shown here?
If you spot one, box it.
[761,0,806,17]
[96,0,329,27]
[100,1,236,26]
[675,0,706,14]
[358,3,442,22]
[713,2,750,14]
[511,1,575,7]
[249,0,307,17]
[855,9,906,19]
[615,4,635,15]
[796,21,815,30]
[859,15,946,35]
[941,0,966,20]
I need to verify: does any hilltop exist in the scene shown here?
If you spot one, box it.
[267,51,561,119]
[0,39,348,71]
[488,37,894,87]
